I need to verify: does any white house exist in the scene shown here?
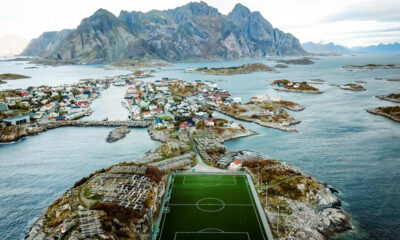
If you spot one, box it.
[232,97,241,103]
[228,160,242,171]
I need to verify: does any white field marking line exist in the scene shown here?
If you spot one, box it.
[198,228,224,232]
[168,203,252,206]
[196,197,225,213]
[183,175,237,186]
[174,231,250,240]
[244,177,266,240]
[159,174,175,240]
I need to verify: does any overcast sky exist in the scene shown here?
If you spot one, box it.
[1,0,400,48]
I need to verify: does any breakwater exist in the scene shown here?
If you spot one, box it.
[0,120,152,143]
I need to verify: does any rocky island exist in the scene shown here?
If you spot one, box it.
[274,63,289,68]
[106,126,131,143]
[343,64,400,69]
[367,106,400,122]
[277,57,315,65]
[376,93,400,103]
[339,83,366,91]
[272,79,322,93]
[0,73,30,84]
[191,63,276,75]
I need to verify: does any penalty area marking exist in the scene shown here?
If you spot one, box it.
[182,175,238,186]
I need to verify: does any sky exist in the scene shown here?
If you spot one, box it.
[1,0,400,55]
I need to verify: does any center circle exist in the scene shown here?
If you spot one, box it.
[196,198,225,213]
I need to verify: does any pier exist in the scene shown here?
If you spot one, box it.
[40,120,152,128]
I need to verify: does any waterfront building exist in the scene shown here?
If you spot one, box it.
[0,102,9,112]
[2,114,31,125]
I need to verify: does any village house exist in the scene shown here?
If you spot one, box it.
[228,160,242,171]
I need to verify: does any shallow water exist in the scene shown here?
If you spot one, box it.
[0,54,399,239]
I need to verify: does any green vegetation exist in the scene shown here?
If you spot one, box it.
[158,174,268,240]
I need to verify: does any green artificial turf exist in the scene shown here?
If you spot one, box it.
[157,174,268,240]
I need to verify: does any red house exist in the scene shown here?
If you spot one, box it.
[179,122,189,131]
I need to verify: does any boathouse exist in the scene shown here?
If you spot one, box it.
[2,114,31,125]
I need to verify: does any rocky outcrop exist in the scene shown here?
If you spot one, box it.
[274,63,288,68]
[106,126,131,143]
[339,83,366,91]
[21,2,306,63]
[376,94,400,103]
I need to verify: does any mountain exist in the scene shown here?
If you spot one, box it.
[21,30,73,57]
[302,42,351,54]
[21,2,306,63]
[351,42,400,53]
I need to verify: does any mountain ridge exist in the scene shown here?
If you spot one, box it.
[302,41,400,54]
[21,2,306,63]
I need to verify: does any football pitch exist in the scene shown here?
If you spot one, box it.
[156,174,270,240]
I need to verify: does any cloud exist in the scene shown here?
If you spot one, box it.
[325,0,400,22]
[352,27,400,34]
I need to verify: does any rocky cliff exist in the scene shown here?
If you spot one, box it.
[21,2,306,63]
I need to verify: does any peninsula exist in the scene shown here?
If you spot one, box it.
[272,99,305,111]
[272,79,322,93]
[190,63,276,75]
[215,99,300,132]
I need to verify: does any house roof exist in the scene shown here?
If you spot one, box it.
[2,114,31,121]
[233,160,241,165]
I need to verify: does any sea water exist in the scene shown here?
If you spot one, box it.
[0,54,399,239]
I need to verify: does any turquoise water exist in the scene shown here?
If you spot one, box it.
[0,54,399,239]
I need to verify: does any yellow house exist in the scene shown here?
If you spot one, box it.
[49,112,59,119]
